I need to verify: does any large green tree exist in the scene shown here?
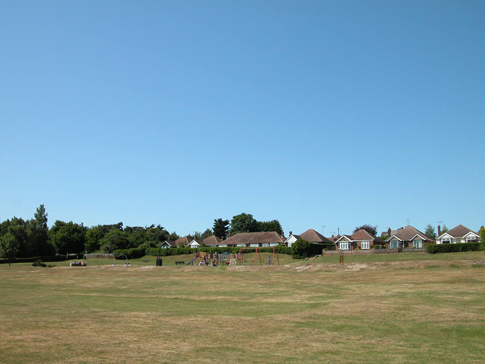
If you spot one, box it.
[230,213,259,234]
[213,218,229,239]
[100,229,130,252]
[28,204,55,256]
[258,220,283,235]
[5,217,31,258]
[0,232,20,266]
[49,221,86,255]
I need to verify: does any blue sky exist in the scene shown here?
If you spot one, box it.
[1,0,484,237]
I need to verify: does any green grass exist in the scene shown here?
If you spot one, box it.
[0,251,484,363]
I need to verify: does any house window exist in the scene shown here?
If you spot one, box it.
[390,239,400,248]
[361,241,370,250]
[339,242,350,250]
[442,238,451,244]
[413,239,422,248]
[466,236,477,243]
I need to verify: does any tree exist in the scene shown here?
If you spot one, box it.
[49,221,86,255]
[169,231,180,241]
[6,217,31,258]
[291,238,310,259]
[424,224,437,240]
[213,218,229,239]
[353,224,377,236]
[0,233,20,266]
[479,226,485,251]
[100,229,130,252]
[258,220,283,235]
[199,228,213,241]
[28,204,55,256]
[230,213,258,234]
[441,224,449,235]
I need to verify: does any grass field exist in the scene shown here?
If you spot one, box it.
[1,251,485,363]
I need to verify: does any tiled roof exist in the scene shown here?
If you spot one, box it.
[391,226,432,241]
[175,236,193,246]
[203,235,222,246]
[299,229,333,244]
[351,229,376,240]
[446,225,477,238]
[224,232,285,245]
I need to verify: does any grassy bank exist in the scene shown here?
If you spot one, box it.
[1,251,484,363]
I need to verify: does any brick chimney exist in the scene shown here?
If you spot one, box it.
[438,225,441,236]
[289,231,292,236]
[388,228,391,237]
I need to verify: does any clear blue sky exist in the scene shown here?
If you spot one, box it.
[1,0,484,237]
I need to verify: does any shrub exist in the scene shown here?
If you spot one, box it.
[32,259,46,267]
[113,247,146,259]
[291,239,311,259]
[426,242,481,254]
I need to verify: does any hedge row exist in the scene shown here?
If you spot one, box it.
[0,255,72,264]
[426,242,481,254]
[113,247,146,259]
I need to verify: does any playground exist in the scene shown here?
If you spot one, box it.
[179,247,281,267]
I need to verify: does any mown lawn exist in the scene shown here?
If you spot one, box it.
[1,251,484,363]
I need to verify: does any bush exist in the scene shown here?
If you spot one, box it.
[113,247,146,259]
[32,259,47,267]
[426,242,481,254]
[292,239,311,259]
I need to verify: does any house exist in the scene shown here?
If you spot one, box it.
[436,225,481,244]
[299,229,333,245]
[386,226,433,249]
[284,229,334,247]
[335,229,377,250]
[160,240,177,249]
[223,231,285,248]
[284,232,301,247]
[202,235,222,247]
[175,236,200,248]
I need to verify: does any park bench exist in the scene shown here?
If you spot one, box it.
[175,261,185,266]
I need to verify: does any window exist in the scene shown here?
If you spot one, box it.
[390,239,400,248]
[339,242,350,250]
[413,239,422,248]
[361,241,370,249]
[442,238,451,244]
[466,236,477,242]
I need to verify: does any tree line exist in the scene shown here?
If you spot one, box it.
[0,206,283,260]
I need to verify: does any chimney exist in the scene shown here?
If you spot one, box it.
[388,228,391,237]
[438,225,441,236]
[289,231,292,236]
